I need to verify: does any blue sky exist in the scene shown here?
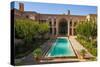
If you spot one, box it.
[11,1,97,15]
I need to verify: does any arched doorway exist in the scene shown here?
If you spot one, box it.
[59,18,68,35]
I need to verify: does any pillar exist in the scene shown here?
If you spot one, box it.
[68,20,70,36]
[56,19,59,36]
[68,10,70,36]
[72,21,74,36]
[52,19,54,35]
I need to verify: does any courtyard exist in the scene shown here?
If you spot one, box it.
[12,2,97,65]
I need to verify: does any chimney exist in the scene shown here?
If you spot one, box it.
[68,10,70,15]
[19,3,24,12]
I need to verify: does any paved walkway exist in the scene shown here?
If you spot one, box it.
[69,36,94,60]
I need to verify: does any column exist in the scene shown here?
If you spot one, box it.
[68,20,70,36]
[72,21,74,36]
[52,19,54,35]
[56,19,59,36]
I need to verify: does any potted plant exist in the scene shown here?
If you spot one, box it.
[80,49,86,59]
[32,48,42,62]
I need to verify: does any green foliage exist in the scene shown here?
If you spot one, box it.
[91,21,97,39]
[80,49,86,57]
[76,20,97,57]
[14,18,49,58]
[32,48,42,58]
[38,23,49,39]
[38,23,49,34]
[76,36,97,56]
[76,20,97,40]
[15,18,49,43]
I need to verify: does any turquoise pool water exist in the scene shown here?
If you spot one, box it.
[48,37,76,57]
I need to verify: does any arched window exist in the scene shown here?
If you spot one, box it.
[48,18,52,26]
[49,21,52,26]
[49,28,52,34]
[70,20,72,27]
[54,28,56,35]
[74,21,77,27]
[54,19,56,26]
[59,18,68,35]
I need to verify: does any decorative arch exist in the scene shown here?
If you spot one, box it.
[58,18,68,35]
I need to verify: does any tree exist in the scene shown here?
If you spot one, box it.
[91,21,97,39]
[76,19,97,57]
[38,23,49,39]
[15,18,38,42]
[76,20,97,40]
[14,18,49,58]
[15,18,49,43]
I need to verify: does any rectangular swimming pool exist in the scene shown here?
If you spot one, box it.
[47,37,76,57]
